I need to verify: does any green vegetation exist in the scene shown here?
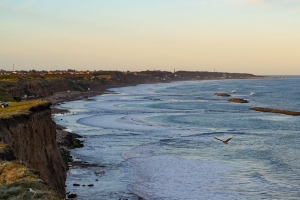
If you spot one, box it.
[70,133,83,149]
[59,148,72,170]
[0,161,61,200]
[0,100,50,119]
[0,81,16,102]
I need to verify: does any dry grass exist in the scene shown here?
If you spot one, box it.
[0,162,40,185]
[0,161,62,199]
[0,142,7,149]
[0,100,50,119]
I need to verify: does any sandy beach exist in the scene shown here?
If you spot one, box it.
[45,90,105,107]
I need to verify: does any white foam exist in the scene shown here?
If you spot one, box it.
[77,114,162,132]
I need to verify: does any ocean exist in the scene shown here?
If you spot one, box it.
[54,77,300,200]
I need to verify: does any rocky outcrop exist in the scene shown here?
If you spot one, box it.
[0,142,15,161]
[251,107,300,116]
[228,98,249,103]
[214,93,231,97]
[0,103,66,197]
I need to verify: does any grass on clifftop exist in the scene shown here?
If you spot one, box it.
[0,161,61,200]
[0,100,50,119]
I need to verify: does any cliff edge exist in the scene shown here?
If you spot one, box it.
[0,101,66,197]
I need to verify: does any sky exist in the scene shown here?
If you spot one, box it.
[1,0,300,75]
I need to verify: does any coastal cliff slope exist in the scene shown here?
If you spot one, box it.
[0,102,66,197]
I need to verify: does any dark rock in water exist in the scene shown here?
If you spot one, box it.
[73,183,80,186]
[68,193,77,198]
[214,93,231,97]
[228,98,249,103]
[95,179,99,181]
[94,170,105,176]
[71,161,98,168]
[251,107,300,116]
[88,184,94,187]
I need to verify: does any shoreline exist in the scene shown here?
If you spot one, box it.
[47,77,264,110]
[49,77,265,198]
[51,89,142,199]
[46,90,106,109]
[49,77,264,164]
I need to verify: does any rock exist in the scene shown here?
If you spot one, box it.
[214,93,231,97]
[0,143,15,161]
[73,183,80,186]
[94,171,105,175]
[87,184,94,187]
[228,98,249,103]
[68,193,77,198]
[251,107,300,116]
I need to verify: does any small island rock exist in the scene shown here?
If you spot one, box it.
[214,93,231,97]
[228,98,249,103]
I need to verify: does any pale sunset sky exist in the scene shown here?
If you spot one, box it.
[1,0,300,75]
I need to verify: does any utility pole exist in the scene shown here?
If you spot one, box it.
[13,64,14,72]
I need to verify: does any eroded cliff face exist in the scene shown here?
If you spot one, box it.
[0,104,66,197]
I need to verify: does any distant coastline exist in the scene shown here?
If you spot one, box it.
[0,70,264,199]
[1,70,263,104]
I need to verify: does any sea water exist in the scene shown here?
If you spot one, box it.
[54,77,300,200]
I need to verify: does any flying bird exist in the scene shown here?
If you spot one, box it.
[214,136,234,144]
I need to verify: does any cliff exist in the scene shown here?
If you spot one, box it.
[0,102,66,197]
[2,70,260,101]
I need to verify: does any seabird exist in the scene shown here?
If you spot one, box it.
[214,136,234,144]
[29,188,37,197]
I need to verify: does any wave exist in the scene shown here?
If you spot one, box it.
[126,155,241,200]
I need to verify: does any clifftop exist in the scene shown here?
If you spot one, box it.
[0,100,51,119]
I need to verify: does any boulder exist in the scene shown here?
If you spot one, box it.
[214,93,231,97]
[228,98,249,103]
